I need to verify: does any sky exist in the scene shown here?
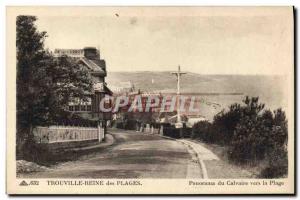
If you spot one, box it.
[34,7,293,74]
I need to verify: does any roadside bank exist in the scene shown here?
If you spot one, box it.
[17,134,115,175]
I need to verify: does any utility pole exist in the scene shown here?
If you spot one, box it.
[171,65,186,129]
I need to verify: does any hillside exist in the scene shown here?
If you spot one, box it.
[106,71,288,120]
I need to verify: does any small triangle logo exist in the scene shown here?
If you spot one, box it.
[19,180,28,186]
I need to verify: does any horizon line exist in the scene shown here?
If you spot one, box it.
[107,70,286,76]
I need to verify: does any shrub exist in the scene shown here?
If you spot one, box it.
[228,102,288,178]
[192,121,213,142]
[191,96,289,178]
[228,115,269,164]
[228,97,267,164]
[22,137,54,165]
[211,103,242,145]
[260,145,288,178]
[260,109,288,178]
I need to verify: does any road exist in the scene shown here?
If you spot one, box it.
[21,129,202,178]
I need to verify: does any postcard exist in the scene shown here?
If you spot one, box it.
[6,6,294,194]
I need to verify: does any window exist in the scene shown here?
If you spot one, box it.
[69,106,74,111]
[74,105,80,111]
[81,105,87,111]
[87,105,92,111]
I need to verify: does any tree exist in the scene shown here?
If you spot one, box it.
[227,96,266,164]
[17,16,48,138]
[192,120,212,142]
[260,108,288,178]
[212,103,242,145]
[227,97,288,174]
[190,95,289,178]
[272,108,288,147]
[16,16,93,157]
[41,56,92,123]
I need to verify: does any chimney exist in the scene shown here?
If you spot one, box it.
[83,47,99,60]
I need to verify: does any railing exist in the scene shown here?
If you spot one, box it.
[33,125,105,144]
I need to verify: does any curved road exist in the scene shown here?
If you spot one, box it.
[22,129,202,178]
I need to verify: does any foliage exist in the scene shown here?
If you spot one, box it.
[211,103,243,145]
[17,15,93,127]
[260,145,288,178]
[228,97,266,163]
[16,16,93,158]
[17,15,48,138]
[191,121,213,142]
[228,99,287,169]
[39,56,92,124]
[192,96,288,178]
[260,108,288,178]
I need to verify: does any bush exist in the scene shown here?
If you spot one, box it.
[22,138,54,165]
[259,109,288,178]
[192,121,213,142]
[53,111,98,127]
[211,103,242,145]
[228,115,268,164]
[191,96,289,178]
[260,145,288,178]
[192,102,246,145]
[163,124,192,139]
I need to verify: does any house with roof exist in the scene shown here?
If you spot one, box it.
[54,47,112,122]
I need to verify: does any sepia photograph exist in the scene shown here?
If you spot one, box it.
[6,6,294,194]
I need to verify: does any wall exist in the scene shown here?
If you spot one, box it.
[33,125,105,144]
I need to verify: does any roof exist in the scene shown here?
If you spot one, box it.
[93,82,113,95]
[104,84,113,95]
[90,59,106,69]
[79,57,106,76]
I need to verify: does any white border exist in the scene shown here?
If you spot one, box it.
[1,0,299,199]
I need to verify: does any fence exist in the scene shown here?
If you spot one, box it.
[33,125,105,144]
[135,123,160,134]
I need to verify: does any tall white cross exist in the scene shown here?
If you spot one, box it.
[171,65,186,123]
